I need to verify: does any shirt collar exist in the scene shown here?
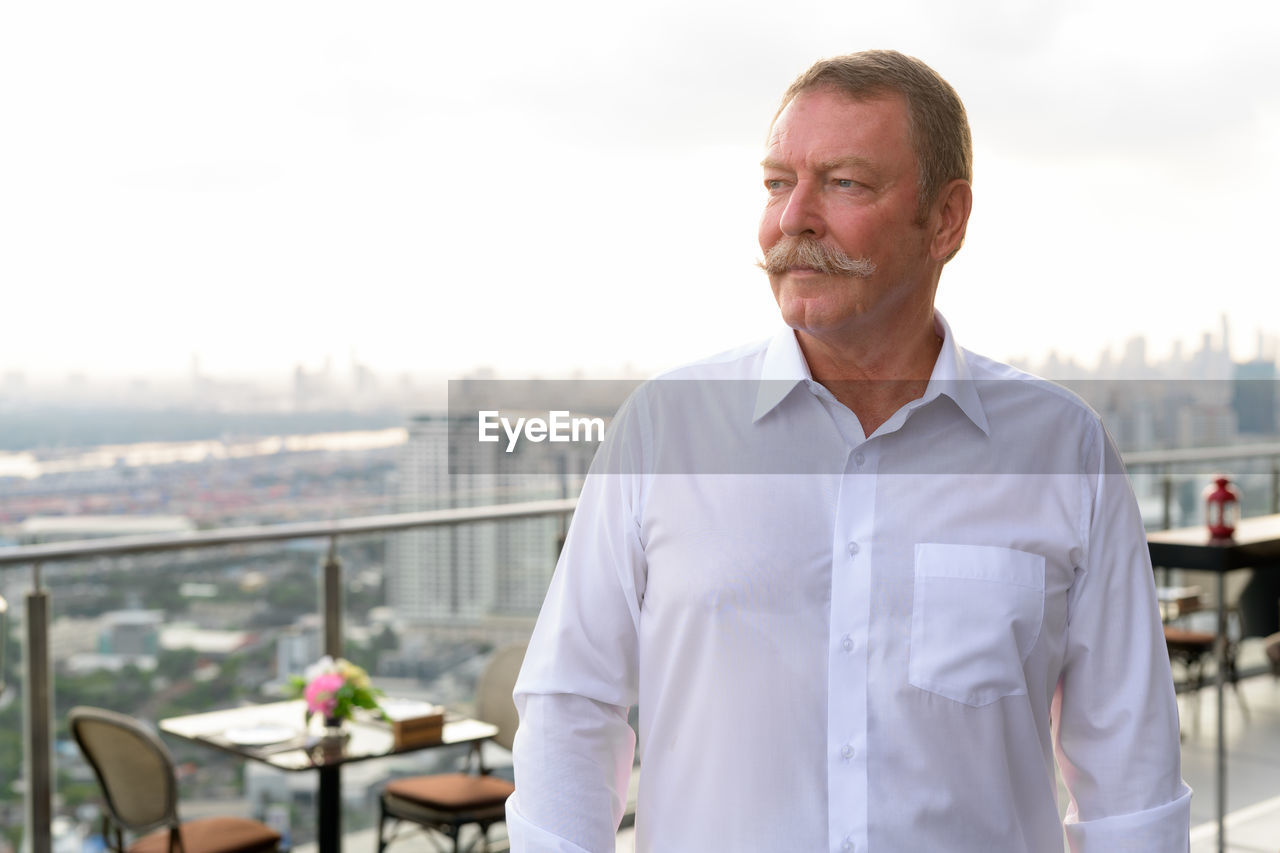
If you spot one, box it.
[752,327,813,422]
[927,312,991,436]
[752,311,991,436]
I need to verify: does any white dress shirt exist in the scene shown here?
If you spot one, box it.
[507,315,1191,853]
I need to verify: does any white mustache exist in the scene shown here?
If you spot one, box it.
[759,237,877,278]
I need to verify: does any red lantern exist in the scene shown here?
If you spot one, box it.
[1204,476,1240,540]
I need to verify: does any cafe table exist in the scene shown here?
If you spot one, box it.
[1147,513,1280,853]
[159,699,499,853]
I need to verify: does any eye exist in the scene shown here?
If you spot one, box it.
[764,178,787,191]
[834,178,860,189]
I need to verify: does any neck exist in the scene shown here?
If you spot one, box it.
[796,313,943,435]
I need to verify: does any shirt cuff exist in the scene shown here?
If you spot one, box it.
[1063,784,1192,852]
[505,794,601,853]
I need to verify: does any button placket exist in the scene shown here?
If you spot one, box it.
[829,450,872,853]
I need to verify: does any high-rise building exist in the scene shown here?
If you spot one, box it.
[1234,360,1278,435]
[388,412,592,625]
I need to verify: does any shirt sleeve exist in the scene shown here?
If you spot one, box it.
[1055,424,1192,852]
[506,393,649,853]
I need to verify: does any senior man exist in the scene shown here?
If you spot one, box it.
[507,50,1191,852]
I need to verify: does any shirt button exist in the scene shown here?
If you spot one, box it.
[847,541,860,557]
[841,634,853,652]
[854,451,865,466]
[840,744,854,760]
[841,839,854,852]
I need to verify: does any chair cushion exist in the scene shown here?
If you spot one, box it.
[1164,627,1216,650]
[128,817,280,853]
[385,773,515,811]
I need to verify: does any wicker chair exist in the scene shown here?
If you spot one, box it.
[1164,615,1250,736]
[69,706,281,853]
[377,643,526,853]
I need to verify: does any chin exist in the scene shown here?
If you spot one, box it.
[776,293,854,333]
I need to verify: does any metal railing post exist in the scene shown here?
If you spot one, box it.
[24,562,52,853]
[1271,457,1279,515]
[322,538,342,660]
[1161,464,1174,531]
[0,593,8,698]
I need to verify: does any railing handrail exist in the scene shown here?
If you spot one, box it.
[6,439,1280,568]
[1122,441,1280,467]
[0,498,578,568]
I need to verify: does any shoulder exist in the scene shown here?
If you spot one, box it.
[962,349,1109,469]
[966,349,1103,424]
[602,337,772,467]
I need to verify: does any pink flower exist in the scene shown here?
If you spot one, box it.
[304,672,345,717]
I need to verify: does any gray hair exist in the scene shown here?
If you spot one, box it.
[777,50,972,228]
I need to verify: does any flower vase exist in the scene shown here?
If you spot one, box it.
[323,715,348,742]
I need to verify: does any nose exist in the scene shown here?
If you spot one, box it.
[778,180,824,238]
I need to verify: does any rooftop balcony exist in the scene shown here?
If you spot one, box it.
[3,442,1280,851]
[0,499,577,852]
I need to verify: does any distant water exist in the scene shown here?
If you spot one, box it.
[0,406,406,452]
[0,408,408,480]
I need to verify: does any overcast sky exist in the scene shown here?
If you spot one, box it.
[3,0,1277,384]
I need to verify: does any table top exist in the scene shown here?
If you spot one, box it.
[1148,514,1280,572]
[159,699,499,772]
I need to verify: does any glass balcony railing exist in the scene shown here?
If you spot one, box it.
[0,499,575,853]
[4,441,1280,851]
[1123,442,1280,530]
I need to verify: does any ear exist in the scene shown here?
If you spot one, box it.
[929,179,973,262]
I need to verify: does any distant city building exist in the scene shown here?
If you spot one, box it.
[1234,360,1278,435]
[159,623,253,657]
[275,617,322,682]
[1174,402,1237,448]
[63,609,164,673]
[388,412,593,626]
[99,609,163,656]
[1121,335,1149,376]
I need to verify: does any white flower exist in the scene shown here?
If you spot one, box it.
[338,658,371,689]
[304,655,338,682]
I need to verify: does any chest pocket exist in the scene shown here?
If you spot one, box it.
[909,543,1045,707]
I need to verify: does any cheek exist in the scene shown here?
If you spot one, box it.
[769,280,783,308]
[758,210,780,254]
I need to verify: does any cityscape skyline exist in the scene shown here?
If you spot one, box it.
[2,314,1278,405]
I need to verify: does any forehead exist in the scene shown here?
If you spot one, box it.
[765,88,914,172]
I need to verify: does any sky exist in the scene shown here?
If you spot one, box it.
[2,0,1278,384]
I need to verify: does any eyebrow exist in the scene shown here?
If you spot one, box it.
[760,156,877,172]
[815,156,875,173]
